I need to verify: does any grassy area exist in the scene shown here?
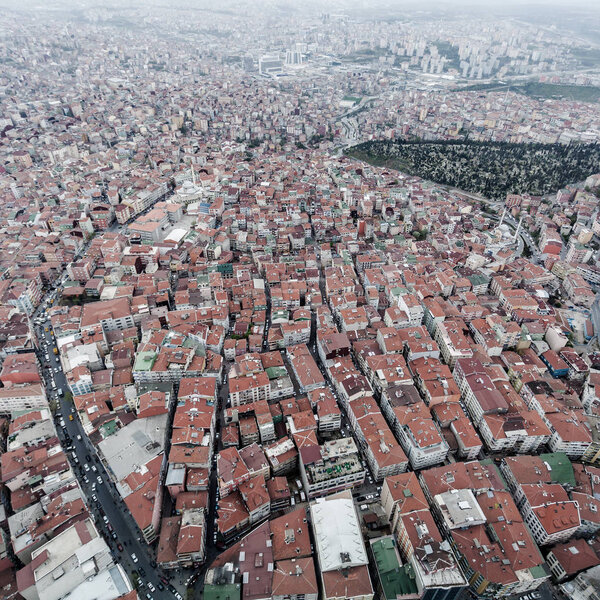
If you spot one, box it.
[340,47,389,63]
[570,47,600,67]
[519,82,600,103]
[453,81,600,103]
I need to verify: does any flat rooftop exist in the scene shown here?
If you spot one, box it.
[98,414,167,481]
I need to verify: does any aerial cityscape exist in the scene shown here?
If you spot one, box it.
[0,1,600,599]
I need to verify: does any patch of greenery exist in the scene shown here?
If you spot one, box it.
[340,47,389,63]
[433,41,460,70]
[519,82,600,103]
[570,47,600,68]
[453,81,600,103]
[345,140,600,200]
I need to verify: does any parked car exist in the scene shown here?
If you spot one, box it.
[131,553,138,563]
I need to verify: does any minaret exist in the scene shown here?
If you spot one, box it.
[498,207,506,228]
[191,164,196,186]
[514,216,523,241]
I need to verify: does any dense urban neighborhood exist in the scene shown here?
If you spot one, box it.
[1,2,600,600]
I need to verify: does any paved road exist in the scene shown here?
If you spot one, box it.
[34,316,184,600]
[29,205,191,600]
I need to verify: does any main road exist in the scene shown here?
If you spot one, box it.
[29,208,192,599]
[34,316,185,600]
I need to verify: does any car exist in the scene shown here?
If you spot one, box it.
[76,434,82,440]
[84,464,90,472]
[86,454,91,462]
[91,483,96,491]
[83,476,89,484]
[148,583,156,592]
[92,465,97,472]
[157,583,164,591]
[131,553,138,563]
[174,593,183,600]
[150,560,157,568]
[138,566,146,577]
[103,515,109,524]
[91,494,97,502]
[112,531,117,539]
[146,594,153,600]
[160,576,169,585]
[97,476,103,484]
[69,415,74,421]
[107,523,113,532]
[117,543,124,552]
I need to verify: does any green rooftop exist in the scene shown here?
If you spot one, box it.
[371,537,419,599]
[540,452,576,487]
[207,263,233,275]
[133,351,157,371]
[266,366,288,380]
[529,564,551,580]
[467,274,490,286]
[390,286,410,298]
[28,475,42,486]
[101,420,118,438]
[203,584,241,600]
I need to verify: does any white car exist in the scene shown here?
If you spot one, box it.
[147,583,155,592]
[131,553,138,563]
[103,515,109,524]
[97,476,103,484]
